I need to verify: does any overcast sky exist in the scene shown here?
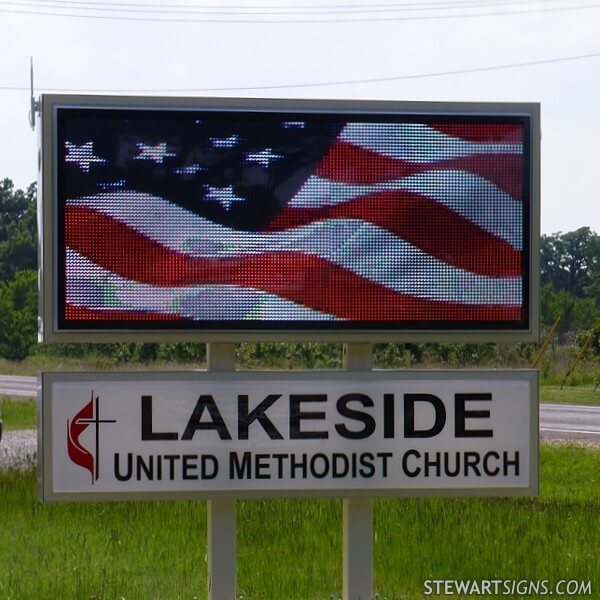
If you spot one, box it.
[1,0,599,234]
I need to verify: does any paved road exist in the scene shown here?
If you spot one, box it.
[539,402,600,444]
[1,375,599,444]
[0,375,37,397]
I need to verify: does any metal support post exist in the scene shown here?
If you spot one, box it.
[343,343,373,600]
[206,343,236,600]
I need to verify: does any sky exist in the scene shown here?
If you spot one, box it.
[1,0,599,235]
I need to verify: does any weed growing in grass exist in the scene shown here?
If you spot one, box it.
[0,446,598,599]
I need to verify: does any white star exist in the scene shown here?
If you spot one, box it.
[175,164,206,176]
[283,121,306,129]
[244,148,283,168]
[210,134,240,148]
[65,141,106,173]
[99,179,126,190]
[135,142,176,164]
[204,185,245,211]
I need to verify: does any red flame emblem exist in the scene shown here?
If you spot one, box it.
[67,392,96,483]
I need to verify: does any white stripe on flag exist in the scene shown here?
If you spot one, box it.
[339,123,522,162]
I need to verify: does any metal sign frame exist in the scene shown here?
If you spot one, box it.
[38,94,540,343]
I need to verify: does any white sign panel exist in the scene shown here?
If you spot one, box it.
[39,371,538,501]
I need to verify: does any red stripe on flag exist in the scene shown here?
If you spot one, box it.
[266,190,521,278]
[429,123,523,144]
[317,141,522,199]
[65,206,521,322]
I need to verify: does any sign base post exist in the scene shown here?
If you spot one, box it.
[343,343,373,600]
[207,499,236,600]
[207,343,237,600]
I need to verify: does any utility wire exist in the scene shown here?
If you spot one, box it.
[1,1,599,22]
[0,0,579,9]
[1,50,599,93]
[0,0,583,16]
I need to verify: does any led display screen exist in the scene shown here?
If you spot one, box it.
[42,97,538,340]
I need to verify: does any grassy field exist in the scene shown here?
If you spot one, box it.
[541,385,600,406]
[0,398,36,431]
[0,445,598,599]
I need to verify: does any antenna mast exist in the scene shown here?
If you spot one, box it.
[29,57,39,130]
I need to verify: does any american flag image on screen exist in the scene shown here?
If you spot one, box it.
[56,108,528,330]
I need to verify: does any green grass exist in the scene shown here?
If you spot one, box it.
[0,445,598,599]
[541,385,600,406]
[0,398,36,431]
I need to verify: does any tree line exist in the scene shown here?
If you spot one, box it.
[541,228,600,335]
[1,177,599,362]
[0,179,37,360]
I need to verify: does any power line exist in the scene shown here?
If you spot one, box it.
[1,0,599,22]
[0,0,578,10]
[0,0,582,16]
[1,50,599,93]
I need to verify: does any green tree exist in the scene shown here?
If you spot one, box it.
[583,233,600,306]
[0,180,37,281]
[0,179,35,239]
[540,227,599,298]
[540,282,597,334]
[0,269,37,361]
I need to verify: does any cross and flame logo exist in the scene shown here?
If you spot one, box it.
[67,392,116,483]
